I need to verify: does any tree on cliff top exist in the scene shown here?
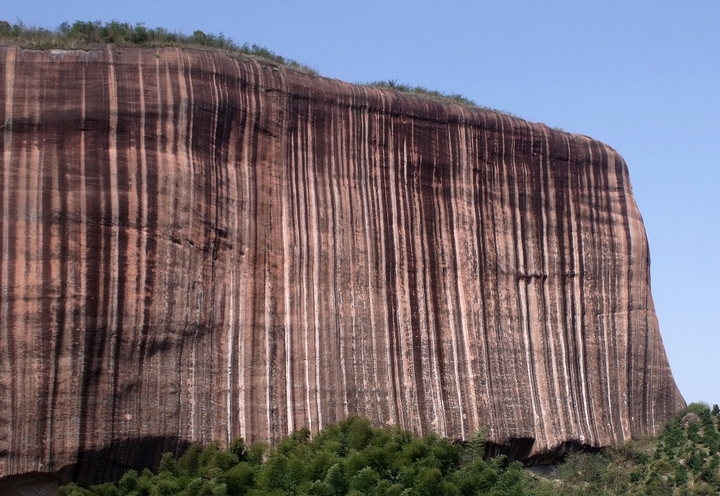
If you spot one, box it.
[0,19,318,75]
[0,20,497,110]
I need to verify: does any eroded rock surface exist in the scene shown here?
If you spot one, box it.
[0,45,684,482]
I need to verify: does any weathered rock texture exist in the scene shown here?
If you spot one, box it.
[0,45,684,481]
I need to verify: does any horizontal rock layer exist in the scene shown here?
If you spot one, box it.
[0,46,683,481]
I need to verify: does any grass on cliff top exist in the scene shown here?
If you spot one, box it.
[57,402,720,496]
[366,79,477,107]
[365,79,525,116]
[0,20,520,113]
[0,19,319,75]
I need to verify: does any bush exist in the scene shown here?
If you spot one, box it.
[56,404,720,496]
[367,80,477,107]
[57,482,92,496]
[0,20,319,75]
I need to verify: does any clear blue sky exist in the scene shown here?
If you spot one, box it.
[5,1,719,406]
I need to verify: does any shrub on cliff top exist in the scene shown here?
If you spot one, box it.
[367,79,478,107]
[365,79,522,116]
[0,19,318,75]
[0,20,506,112]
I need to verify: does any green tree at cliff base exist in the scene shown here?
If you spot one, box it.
[58,402,720,496]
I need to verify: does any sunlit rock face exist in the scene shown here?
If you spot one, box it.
[0,45,684,482]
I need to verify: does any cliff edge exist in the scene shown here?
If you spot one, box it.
[0,45,684,483]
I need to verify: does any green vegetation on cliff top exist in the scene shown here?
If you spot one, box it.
[0,19,318,75]
[58,402,720,496]
[0,20,506,111]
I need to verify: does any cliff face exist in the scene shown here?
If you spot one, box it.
[0,45,684,481]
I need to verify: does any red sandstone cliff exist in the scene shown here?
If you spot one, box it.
[0,45,684,482]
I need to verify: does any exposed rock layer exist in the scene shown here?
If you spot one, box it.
[0,46,684,481]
